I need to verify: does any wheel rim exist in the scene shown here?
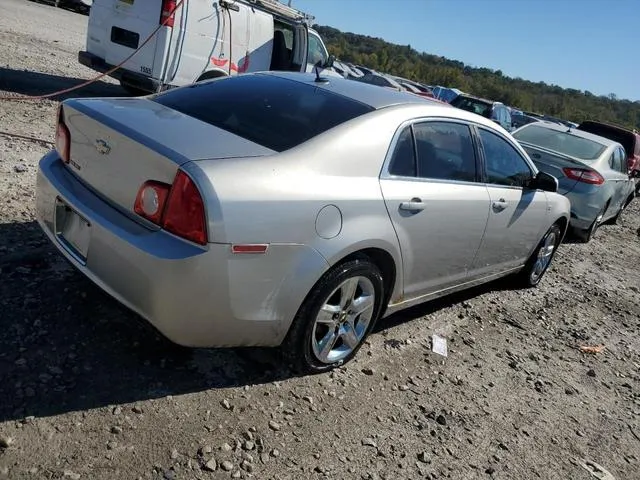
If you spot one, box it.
[530,230,557,283]
[311,276,375,364]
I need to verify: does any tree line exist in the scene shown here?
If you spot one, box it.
[315,25,640,130]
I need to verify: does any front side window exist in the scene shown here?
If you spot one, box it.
[307,32,328,66]
[388,121,477,182]
[479,128,533,187]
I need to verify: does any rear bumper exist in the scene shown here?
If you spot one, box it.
[35,151,329,348]
[78,51,159,93]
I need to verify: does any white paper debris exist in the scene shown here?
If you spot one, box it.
[432,334,448,357]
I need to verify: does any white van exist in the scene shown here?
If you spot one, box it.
[78,0,337,94]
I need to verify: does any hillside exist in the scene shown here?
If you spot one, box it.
[315,25,640,130]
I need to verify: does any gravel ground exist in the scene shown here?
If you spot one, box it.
[2,2,640,479]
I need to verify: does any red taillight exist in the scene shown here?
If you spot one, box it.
[134,181,170,224]
[55,106,70,164]
[160,0,176,27]
[162,171,207,245]
[562,167,605,185]
[135,170,207,245]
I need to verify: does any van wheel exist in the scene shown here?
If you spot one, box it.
[282,257,384,375]
[196,71,227,83]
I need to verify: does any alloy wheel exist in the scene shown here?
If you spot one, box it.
[311,276,375,364]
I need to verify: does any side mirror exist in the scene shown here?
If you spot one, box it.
[324,55,335,69]
[529,171,558,193]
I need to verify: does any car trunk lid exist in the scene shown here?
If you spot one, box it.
[521,143,594,194]
[60,97,274,216]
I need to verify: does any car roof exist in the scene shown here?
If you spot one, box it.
[258,71,445,110]
[456,93,501,106]
[524,121,620,147]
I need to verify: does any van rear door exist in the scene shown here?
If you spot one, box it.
[86,0,172,81]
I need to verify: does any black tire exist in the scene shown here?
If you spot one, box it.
[611,194,634,225]
[574,203,606,243]
[282,257,384,374]
[516,223,562,288]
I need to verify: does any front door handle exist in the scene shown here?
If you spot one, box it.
[399,198,426,212]
[492,198,509,211]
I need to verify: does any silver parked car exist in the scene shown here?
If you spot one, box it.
[512,122,636,242]
[35,72,570,373]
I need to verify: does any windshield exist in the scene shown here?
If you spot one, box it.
[152,74,374,152]
[451,96,492,118]
[513,124,607,160]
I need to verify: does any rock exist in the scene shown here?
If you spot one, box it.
[231,471,241,479]
[132,405,143,414]
[199,445,213,455]
[361,367,375,376]
[221,461,234,471]
[436,414,447,426]
[221,399,232,410]
[202,459,217,472]
[303,396,314,404]
[110,426,123,435]
[587,369,596,377]
[243,440,255,451]
[361,437,377,448]
[112,406,122,415]
[485,466,495,475]
[565,387,575,395]
[63,471,81,480]
[241,452,254,463]
[220,442,232,452]
[0,436,14,449]
[260,453,269,464]
[170,449,179,459]
[107,441,117,450]
[14,164,27,173]
[268,420,281,431]
[417,451,430,463]
[270,448,280,458]
[240,460,254,473]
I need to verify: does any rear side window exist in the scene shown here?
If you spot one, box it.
[152,74,375,152]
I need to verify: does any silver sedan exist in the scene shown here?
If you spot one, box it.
[35,71,570,373]
[512,122,636,242]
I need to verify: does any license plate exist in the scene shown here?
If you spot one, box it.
[55,198,91,264]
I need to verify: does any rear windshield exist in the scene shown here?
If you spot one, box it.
[152,74,375,152]
[450,96,492,118]
[513,124,606,160]
[578,123,636,157]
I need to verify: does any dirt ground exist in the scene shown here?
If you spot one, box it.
[1,1,640,479]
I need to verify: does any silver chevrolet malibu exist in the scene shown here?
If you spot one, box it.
[35,72,570,373]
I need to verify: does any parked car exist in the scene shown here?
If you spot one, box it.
[512,122,636,242]
[353,73,403,91]
[511,113,542,130]
[576,120,640,192]
[36,72,569,373]
[450,94,513,132]
[78,0,337,95]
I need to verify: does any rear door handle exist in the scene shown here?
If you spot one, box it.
[399,198,426,212]
[492,198,509,211]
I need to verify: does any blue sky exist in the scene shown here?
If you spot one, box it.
[293,0,639,102]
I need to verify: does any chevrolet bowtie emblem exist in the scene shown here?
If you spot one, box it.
[95,139,111,155]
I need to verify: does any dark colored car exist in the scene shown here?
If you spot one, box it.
[450,94,512,132]
[511,113,542,130]
[577,120,640,190]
